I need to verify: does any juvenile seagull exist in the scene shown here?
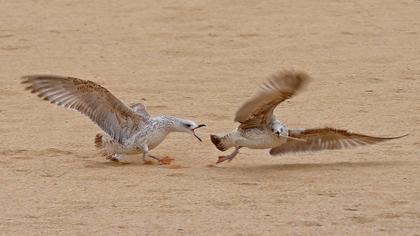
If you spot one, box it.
[211,70,406,164]
[22,75,205,164]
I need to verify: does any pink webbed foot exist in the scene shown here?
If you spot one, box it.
[159,156,174,165]
[216,147,240,164]
[216,156,231,164]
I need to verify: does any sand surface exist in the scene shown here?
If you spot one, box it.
[1,0,419,235]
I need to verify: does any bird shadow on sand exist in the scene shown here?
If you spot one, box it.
[84,161,128,168]
[217,160,409,173]
[83,160,170,168]
[0,148,91,159]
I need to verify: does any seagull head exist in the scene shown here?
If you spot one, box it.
[271,121,288,137]
[173,118,206,141]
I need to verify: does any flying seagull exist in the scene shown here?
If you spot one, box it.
[22,75,205,164]
[210,70,406,164]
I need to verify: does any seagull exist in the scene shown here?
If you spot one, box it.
[210,70,407,164]
[22,75,205,164]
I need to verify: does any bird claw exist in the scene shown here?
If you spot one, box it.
[216,156,229,164]
[158,156,174,165]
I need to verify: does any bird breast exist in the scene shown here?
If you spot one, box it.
[147,130,170,150]
[132,120,171,150]
[237,128,287,149]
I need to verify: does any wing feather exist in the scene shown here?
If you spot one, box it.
[22,75,147,144]
[269,128,407,155]
[235,70,309,130]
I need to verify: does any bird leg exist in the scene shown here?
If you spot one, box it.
[142,153,174,165]
[142,155,154,165]
[156,155,174,165]
[216,147,241,164]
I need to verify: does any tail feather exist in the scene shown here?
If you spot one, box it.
[94,134,103,148]
[211,134,229,151]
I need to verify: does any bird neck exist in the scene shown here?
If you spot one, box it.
[157,116,185,133]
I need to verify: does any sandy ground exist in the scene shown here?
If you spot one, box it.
[1,0,419,235]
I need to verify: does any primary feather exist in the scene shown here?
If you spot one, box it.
[22,75,146,144]
[235,70,309,130]
[269,128,407,155]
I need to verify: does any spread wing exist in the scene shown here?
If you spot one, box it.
[22,75,146,144]
[270,128,407,155]
[235,70,309,130]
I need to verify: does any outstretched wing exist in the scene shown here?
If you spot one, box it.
[270,128,407,155]
[235,70,309,130]
[22,75,146,144]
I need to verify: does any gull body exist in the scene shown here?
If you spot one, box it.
[211,70,406,164]
[22,75,205,164]
[97,115,205,161]
[216,128,286,150]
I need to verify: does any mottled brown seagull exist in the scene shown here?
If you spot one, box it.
[210,70,406,164]
[22,75,205,164]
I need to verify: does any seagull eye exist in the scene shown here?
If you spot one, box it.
[185,124,192,128]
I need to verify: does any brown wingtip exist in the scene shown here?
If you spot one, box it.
[386,133,409,139]
[350,132,410,141]
[20,75,41,84]
[94,134,103,148]
[291,127,408,140]
[21,75,44,92]
[20,75,31,89]
[264,70,311,91]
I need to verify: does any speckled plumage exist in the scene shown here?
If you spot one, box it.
[22,75,205,163]
[211,70,406,164]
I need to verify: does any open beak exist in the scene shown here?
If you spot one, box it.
[192,124,206,142]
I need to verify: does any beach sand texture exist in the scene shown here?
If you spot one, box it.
[0,0,419,235]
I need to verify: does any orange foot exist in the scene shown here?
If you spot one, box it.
[159,156,174,165]
[216,156,229,164]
